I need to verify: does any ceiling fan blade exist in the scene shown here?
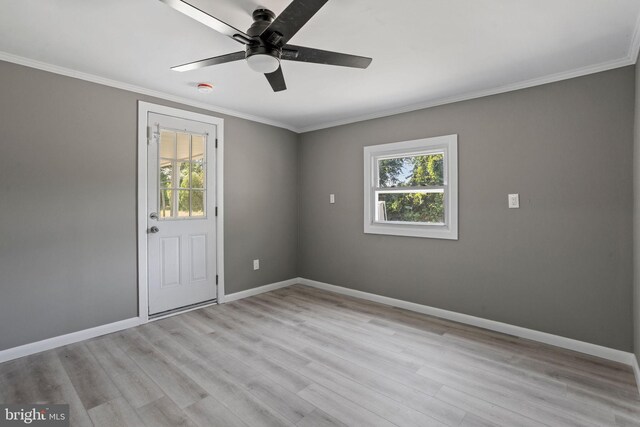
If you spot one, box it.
[282,45,372,69]
[260,0,329,47]
[265,67,287,92]
[171,51,245,72]
[158,0,253,45]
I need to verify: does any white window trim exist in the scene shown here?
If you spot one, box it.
[363,134,458,240]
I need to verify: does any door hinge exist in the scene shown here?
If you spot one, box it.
[216,275,219,285]
[215,206,218,216]
[215,138,218,148]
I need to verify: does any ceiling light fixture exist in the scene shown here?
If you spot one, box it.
[246,53,280,74]
[197,83,214,93]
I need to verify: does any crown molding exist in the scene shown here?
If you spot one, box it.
[299,11,640,133]
[298,55,635,133]
[0,51,297,132]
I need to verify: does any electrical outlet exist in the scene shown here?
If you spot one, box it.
[330,194,335,204]
[508,194,520,209]
[253,259,260,270]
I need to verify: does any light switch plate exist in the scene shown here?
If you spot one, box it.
[508,194,520,209]
[253,259,259,270]
[330,194,335,204]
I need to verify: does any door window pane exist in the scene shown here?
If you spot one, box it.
[191,190,205,217]
[160,162,172,188]
[192,135,205,158]
[160,131,176,159]
[191,160,205,189]
[178,190,190,217]
[178,161,190,189]
[176,132,190,161]
[160,189,173,218]
[158,129,207,219]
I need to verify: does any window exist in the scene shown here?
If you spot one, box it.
[158,129,207,219]
[364,134,458,239]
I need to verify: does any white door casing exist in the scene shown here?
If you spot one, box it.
[138,102,225,320]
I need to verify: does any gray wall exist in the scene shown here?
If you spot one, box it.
[1,59,635,353]
[0,60,298,351]
[634,56,640,362]
[298,67,635,351]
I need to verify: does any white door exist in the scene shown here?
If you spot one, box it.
[147,113,217,315]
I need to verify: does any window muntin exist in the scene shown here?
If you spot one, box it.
[158,130,207,219]
[364,135,458,240]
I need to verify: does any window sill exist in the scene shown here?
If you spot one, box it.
[364,222,458,240]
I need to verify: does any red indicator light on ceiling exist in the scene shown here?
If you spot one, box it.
[197,83,214,93]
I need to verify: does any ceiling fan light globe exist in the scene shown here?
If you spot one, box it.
[247,54,280,74]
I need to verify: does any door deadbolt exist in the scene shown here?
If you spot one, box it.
[149,212,159,220]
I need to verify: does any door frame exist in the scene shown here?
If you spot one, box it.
[137,101,225,323]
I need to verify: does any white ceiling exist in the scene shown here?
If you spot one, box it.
[1,0,639,132]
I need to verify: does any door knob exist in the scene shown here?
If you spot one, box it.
[148,226,160,234]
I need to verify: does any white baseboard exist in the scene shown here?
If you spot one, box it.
[0,278,299,364]
[0,317,142,364]
[297,278,635,366]
[223,278,300,303]
[1,277,634,372]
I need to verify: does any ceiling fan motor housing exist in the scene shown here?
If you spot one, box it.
[246,44,281,61]
[246,9,282,62]
[251,8,276,26]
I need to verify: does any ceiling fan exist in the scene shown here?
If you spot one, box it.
[159,0,372,92]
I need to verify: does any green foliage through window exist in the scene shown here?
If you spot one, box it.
[177,161,205,215]
[377,153,444,223]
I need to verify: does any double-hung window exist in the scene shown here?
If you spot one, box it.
[364,134,458,240]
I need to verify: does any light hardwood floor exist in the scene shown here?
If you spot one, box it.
[1,284,639,426]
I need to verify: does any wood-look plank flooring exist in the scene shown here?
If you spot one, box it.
[1,284,638,426]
